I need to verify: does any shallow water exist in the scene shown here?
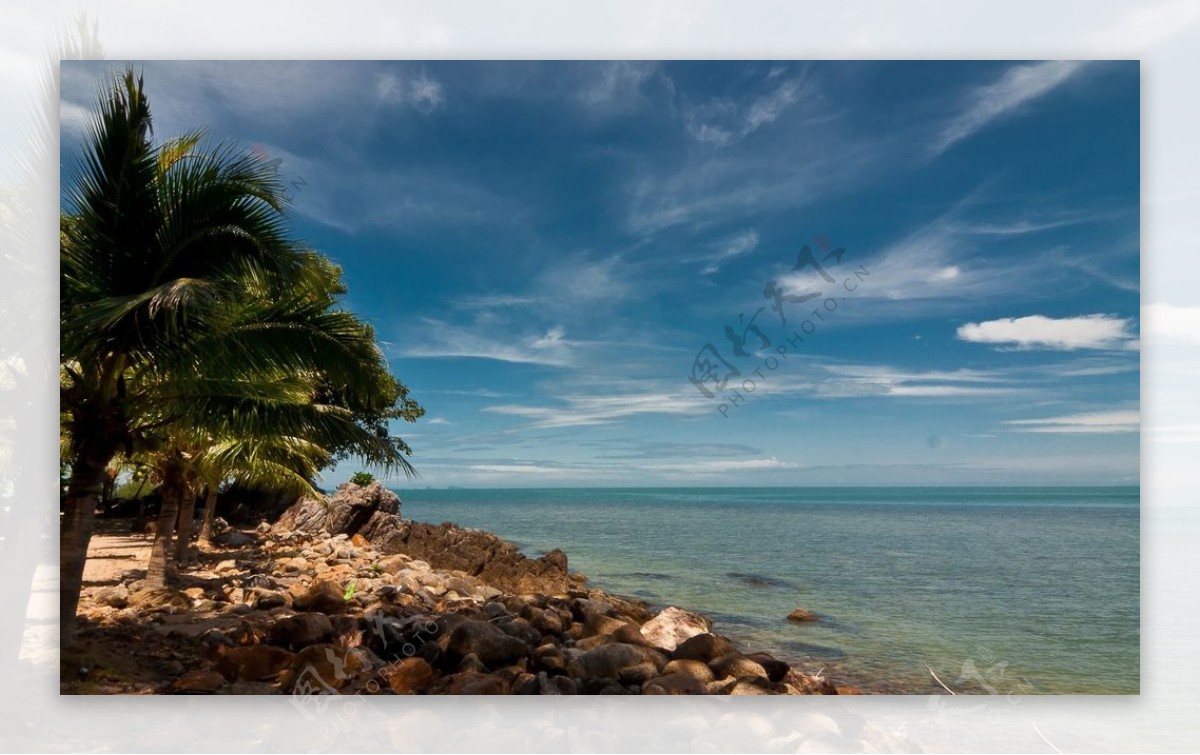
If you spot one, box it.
[398,486,1139,694]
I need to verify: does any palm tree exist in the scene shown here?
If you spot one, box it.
[60,69,418,642]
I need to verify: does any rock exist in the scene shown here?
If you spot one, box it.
[611,623,653,647]
[532,644,567,674]
[639,607,712,651]
[292,579,348,614]
[268,613,335,651]
[213,644,296,682]
[93,585,129,609]
[579,612,628,639]
[643,672,707,695]
[374,555,410,575]
[281,644,372,693]
[616,662,658,686]
[566,643,666,680]
[663,658,715,684]
[273,481,400,536]
[787,607,819,623]
[350,533,370,548]
[279,557,309,575]
[170,669,226,693]
[784,669,839,695]
[671,633,735,664]
[744,652,790,683]
[381,657,435,694]
[127,587,191,613]
[430,671,508,695]
[214,531,256,548]
[710,652,769,682]
[215,559,238,573]
[447,620,530,668]
[497,618,541,649]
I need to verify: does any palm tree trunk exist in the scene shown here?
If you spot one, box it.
[145,459,184,589]
[60,447,112,646]
[173,487,198,566]
[198,485,219,543]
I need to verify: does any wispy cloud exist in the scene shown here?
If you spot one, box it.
[957,314,1136,350]
[636,457,797,474]
[686,76,814,146]
[484,388,711,429]
[399,318,576,366]
[699,229,759,274]
[932,61,1085,156]
[1005,409,1139,434]
[377,70,445,112]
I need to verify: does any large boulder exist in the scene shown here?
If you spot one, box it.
[274,481,400,536]
[566,642,666,680]
[671,633,735,664]
[639,607,712,651]
[447,620,530,668]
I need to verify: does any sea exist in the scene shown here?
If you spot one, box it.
[396,486,1139,694]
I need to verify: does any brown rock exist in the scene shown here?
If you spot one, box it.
[447,620,530,667]
[784,669,839,695]
[268,613,334,651]
[710,652,769,682]
[744,652,790,683]
[213,644,296,682]
[643,672,708,695]
[128,587,191,613]
[381,657,435,694]
[170,669,226,693]
[350,533,370,548]
[281,644,371,693]
[671,633,735,663]
[93,585,130,609]
[430,671,509,694]
[292,579,348,614]
[787,608,819,623]
[567,643,666,679]
[663,658,715,684]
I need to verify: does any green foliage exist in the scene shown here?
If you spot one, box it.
[350,471,375,487]
[343,581,357,601]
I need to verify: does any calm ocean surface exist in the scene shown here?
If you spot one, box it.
[396,486,1139,694]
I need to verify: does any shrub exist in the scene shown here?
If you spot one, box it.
[350,471,375,486]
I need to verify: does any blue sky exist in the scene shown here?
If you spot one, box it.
[61,60,1140,487]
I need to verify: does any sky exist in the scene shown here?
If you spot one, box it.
[60,60,1141,487]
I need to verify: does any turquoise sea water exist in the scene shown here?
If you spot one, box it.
[396,486,1139,694]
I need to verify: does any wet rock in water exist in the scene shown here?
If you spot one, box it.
[447,620,530,668]
[671,633,735,664]
[213,644,296,682]
[128,587,191,613]
[170,669,226,694]
[291,579,348,614]
[381,657,435,694]
[662,658,715,684]
[268,613,335,651]
[639,606,712,651]
[93,585,129,609]
[787,607,819,623]
[642,672,707,695]
[567,642,666,680]
[710,652,769,682]
[784,669,839,695]
[744,652,790,683]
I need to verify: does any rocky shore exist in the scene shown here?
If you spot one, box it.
[66,482,852,695]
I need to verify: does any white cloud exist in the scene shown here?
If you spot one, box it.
[687,77,811,146]
[425,417,452,426]
[399,318,575,366]
[932,61,1085,156]
[485,389,710,429]
[700,229,759,274]
[957,314,1136,350]
[376,71,445,112]
[1142,303,1200,345]
[637,457,797,474]
[1005,410,1140,434]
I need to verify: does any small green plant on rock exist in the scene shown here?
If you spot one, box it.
[350,471,375,486]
